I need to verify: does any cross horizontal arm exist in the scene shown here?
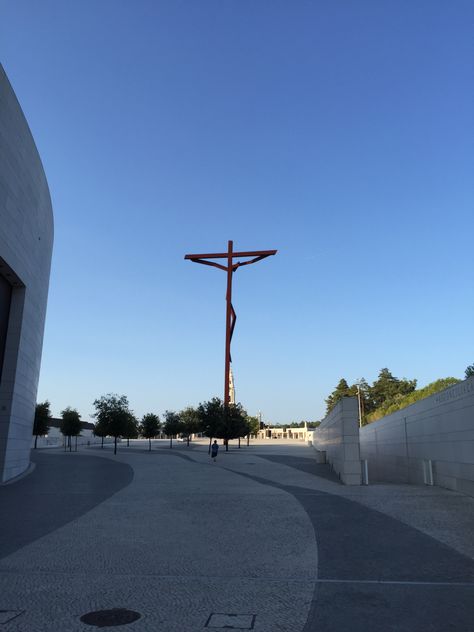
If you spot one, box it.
[188,258,228,272]
[184,249,277,260]
[234,254,273,269]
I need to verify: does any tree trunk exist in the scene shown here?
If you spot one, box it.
[69,436,72,452]
[208,437,212,454]
[149,438,151,451]
[238,437,241,448]
[75,436,78,452]
[101,436,104,449]
[187,435,190,447]
[169,437,172,449]
[114,436,117,455]
[34,434,38,449]
[225,438,229,452]
[247,435,250,446]
[127,437,130,447]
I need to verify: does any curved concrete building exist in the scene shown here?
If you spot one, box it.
[0,65,53,482]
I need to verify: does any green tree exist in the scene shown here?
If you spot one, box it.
[465,364,474,379]
[60,407,82,452]
[325,378,350,414]
[369,368,416,411]
[92,394,133,455]
[366,377,460,423]
[198,397,224,454]
[163,410,182,448]
[244,415,260,446]
[219,402,249,451]
[33,401,52,449]
[140,413,161,451]
[123,413,139,447]
[93,418,108,448]
[180,406,201,446]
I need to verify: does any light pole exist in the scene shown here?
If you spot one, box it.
[356,383,364,428]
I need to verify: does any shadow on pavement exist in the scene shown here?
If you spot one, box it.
[0,452,133,559]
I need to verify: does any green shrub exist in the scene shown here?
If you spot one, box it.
[366,377,461,424]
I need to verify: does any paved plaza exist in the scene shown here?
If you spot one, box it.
[1,439,474,631]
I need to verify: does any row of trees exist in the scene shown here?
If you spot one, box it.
[325,368,417,418]
[33,394,261,455]
[93,394,260,454]
[325,364,474,425]
[33,402,82,451]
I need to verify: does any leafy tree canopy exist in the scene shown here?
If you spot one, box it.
[369,368,416,411]
[60,407,82,437]
[140,413,161,439]
[180,406,202,439]
[198,397,224,439]
[92,394,132,438]
[465,364,474,379]
[163,410,183,437]
[325,378,351,414]
[92,394,134,454]
[33,401,52,437]
[366,377,460,423]
[245,415,260,436]
[122,413,139,440]
[93,418,108,438]
[33,401,52,448]
[219,402,248,442]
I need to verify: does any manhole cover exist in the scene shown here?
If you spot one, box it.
[80,609,141,627]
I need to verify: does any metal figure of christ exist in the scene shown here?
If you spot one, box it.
[184,240,277,407]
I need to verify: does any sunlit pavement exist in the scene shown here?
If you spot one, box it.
[1,439,473,631]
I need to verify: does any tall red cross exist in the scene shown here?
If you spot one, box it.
[185,240,277,406]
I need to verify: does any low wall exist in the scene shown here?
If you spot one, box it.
[360,377,474,496]
[32,429,114,449]
[312,397,361,484]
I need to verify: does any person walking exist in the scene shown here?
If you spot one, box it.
[211,440,219,462]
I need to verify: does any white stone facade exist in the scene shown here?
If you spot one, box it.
[0,65,53,482]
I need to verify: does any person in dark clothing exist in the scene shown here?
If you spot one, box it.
[211,440,219,462]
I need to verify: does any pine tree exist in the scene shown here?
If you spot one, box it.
[325,379,350,414]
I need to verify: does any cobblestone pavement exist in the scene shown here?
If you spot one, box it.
[0,439,473,631]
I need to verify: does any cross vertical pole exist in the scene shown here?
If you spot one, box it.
[184,241,277,420]
[224,240,233,407]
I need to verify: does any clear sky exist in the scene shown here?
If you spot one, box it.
[1,1,473,424]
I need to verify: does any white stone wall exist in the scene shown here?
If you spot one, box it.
[32,428,115,449]
[359,377,474,496]
[0,65,53,482]
[312,397,361,485]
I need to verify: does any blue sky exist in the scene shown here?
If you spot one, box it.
[1,1,473,423]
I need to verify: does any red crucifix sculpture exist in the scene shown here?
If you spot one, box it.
[185,240,277,407]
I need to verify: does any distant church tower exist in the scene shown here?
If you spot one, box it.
[229,367,236,404]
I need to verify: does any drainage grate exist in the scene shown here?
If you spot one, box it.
[0,610,24,624]
[205,613,256,629]
[80,609,141,628]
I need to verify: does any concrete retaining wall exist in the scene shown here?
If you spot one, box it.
[312,397,361,484]
[360,377,474,496]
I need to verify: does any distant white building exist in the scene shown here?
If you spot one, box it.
[257,424,312,441]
